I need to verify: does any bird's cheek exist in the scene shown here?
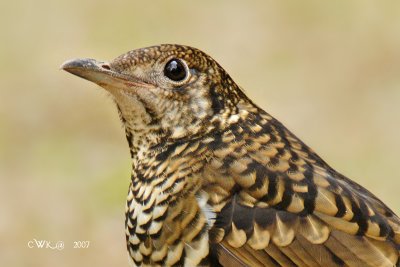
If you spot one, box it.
[188,96,212,120]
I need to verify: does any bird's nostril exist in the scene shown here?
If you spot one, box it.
[102,64,111,70]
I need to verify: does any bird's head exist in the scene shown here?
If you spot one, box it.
[62,44,250,149]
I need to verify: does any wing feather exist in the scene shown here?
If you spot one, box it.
[204,110,400,266]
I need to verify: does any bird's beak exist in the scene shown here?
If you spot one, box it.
[61,58,114,86]
[61,58,152,89]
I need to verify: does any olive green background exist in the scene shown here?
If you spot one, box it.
[1,1,399,266]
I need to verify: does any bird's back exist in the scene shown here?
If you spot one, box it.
[201,102,400,266]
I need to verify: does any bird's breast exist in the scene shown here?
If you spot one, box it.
[125,142,214,266]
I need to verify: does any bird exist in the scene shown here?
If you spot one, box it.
[61,44,400,267]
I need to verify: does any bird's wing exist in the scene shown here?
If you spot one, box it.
[204,111,400,267]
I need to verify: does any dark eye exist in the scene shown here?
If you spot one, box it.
[164,59,187,82]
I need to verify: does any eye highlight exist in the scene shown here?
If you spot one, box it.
[164,59,187,82]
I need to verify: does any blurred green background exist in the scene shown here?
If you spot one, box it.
[1,0,399,266]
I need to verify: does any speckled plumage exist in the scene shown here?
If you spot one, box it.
[62,44,400,267]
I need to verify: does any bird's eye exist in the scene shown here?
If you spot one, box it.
[164,59,187,82]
